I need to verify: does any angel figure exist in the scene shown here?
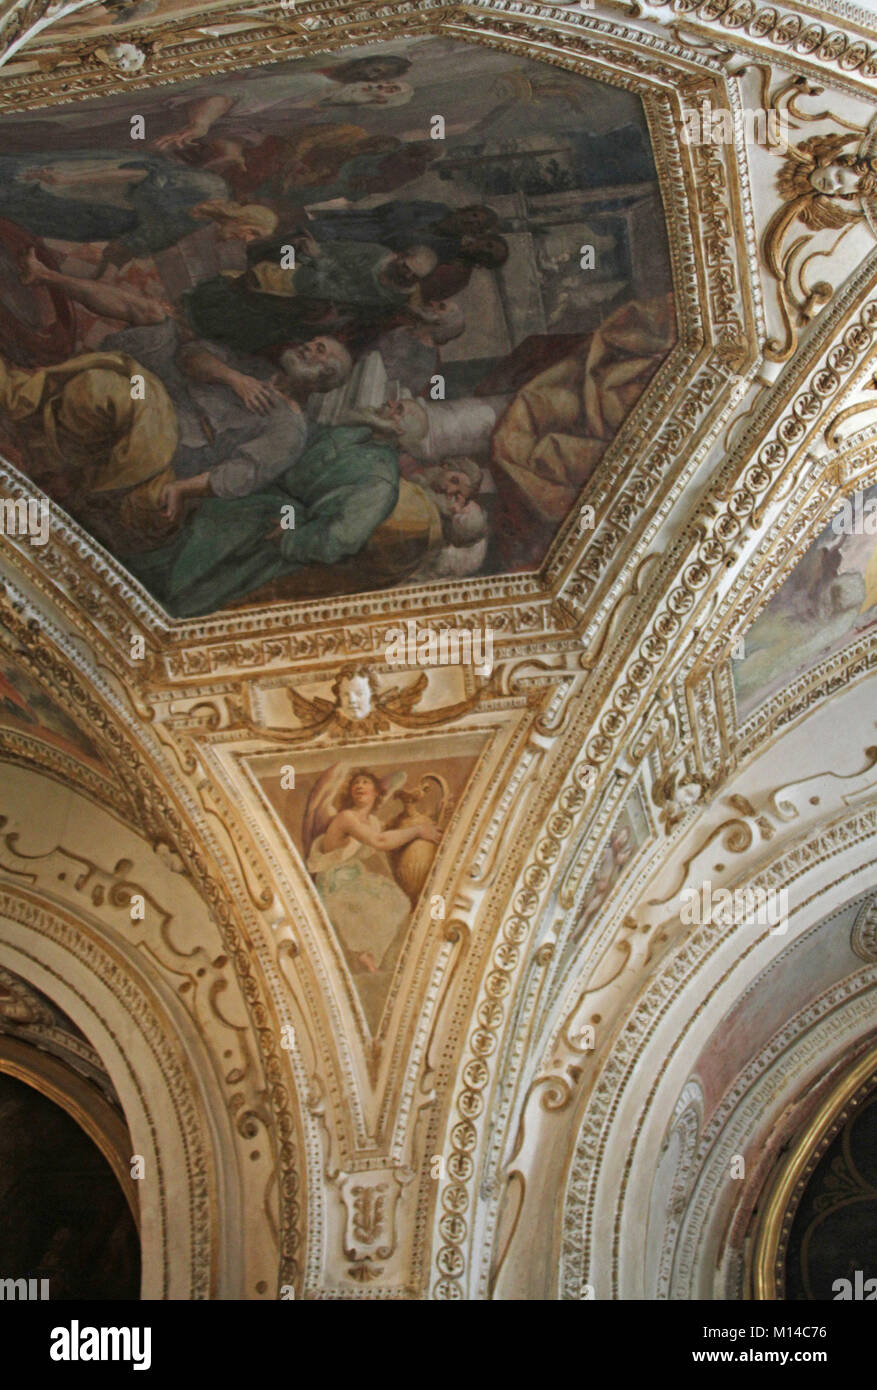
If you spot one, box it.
[764,132,877,360]
[303,766,441,974]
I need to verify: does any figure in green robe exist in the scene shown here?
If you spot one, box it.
[125,425,400,617]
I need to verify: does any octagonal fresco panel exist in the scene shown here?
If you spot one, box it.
[0,37,676,618]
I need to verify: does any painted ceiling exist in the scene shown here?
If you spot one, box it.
[0,0,876,1301]
[0,37,675,615]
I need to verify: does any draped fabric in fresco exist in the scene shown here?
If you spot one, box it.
[0,38,675,616]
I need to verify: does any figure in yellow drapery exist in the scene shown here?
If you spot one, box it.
[0,350,180,553]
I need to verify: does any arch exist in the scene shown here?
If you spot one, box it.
[0,885,229,1297]
[557,809,877,1299]
[0,1032,139,1222]
[751,1040,877,1300]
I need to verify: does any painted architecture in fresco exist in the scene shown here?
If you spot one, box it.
[0,37,675,617]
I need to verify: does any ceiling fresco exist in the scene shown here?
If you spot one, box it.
[0,36,674,617]
[734,478,877,717]
[0,646,106,769]
[26,0,246,39]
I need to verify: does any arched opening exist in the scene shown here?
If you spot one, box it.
[0,1064,140,1300]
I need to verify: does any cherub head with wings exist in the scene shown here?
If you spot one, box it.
[776,133,877,231]
[331,665,376,722]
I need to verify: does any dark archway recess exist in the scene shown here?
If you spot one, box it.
[784,1093,877,1301]
[0,1071,140,1300]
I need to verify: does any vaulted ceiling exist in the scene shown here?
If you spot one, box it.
[0,0,876,1300]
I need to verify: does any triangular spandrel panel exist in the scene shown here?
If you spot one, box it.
[253,734,487,1036]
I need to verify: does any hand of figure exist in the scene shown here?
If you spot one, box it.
[159,481,185,524]
[230,372,280,414]
[419,823,442,845]
[153,126,204,152]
